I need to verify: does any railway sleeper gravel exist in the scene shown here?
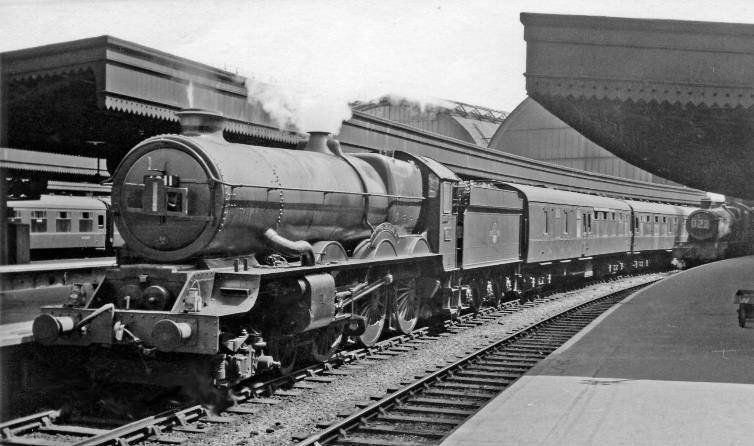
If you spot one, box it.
[295,282,650,446]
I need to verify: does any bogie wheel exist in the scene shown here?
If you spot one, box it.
[268,335,298,376]
[310,325,344,362]
[392,277,420,335]
[355,287,387,346]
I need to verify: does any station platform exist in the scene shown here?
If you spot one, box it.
[0,257,115,275]
[0,321,33,347]
[0,257,116,326]
[441,256,754,446]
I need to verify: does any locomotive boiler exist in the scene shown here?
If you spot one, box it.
[113,110,423,263]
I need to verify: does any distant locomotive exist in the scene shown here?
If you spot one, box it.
[674,199,754,263]
[8,195,123,257]
[32,109,702,388]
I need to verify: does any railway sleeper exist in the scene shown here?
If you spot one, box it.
[37,424,109,436]
[471,364,532,373]
[422,389,497,399]
[376,413,461,426]
[396,405,475,417]
[511,341,560,350]
[524,334,574,342]
[434,381,506,392]
[408,397,483,409]
[478,355,539,364]
[355,424,446,439]
[494,346,551,354]
[455,369,521,380]
[443,375,513,386]
[334,437,428,446]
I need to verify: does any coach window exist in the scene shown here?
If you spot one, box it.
[98,215,105,230]
[7,209,21,223]
[564,211,569,235]
[31,210,47,232]
[79,212,93,232]
[543,209,549,234]
[56,211,72,232]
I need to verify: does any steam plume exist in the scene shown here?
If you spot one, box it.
[246,78,454,135]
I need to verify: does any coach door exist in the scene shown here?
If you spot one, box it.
[578,208,592,256]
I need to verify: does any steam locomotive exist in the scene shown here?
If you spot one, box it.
[32,109,701,387]
[674,199,754,263]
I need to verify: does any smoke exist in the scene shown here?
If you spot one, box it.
[373,93,455,113]
[246,79,353,134]
[246,78,454,135]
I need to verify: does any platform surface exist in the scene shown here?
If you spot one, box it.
[0,321,33,347]
[441,256,754,446]
[0,257,115,274]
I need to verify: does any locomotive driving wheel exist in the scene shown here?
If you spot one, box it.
[268,335,298,375]
[355,287,387,346]
[392,277,420,335]
[310,325,343,362]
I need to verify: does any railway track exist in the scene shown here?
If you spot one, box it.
[294,283,650,446]
[0,277,655,446]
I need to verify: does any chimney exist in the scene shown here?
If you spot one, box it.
[302,132,344,156]
[175,109,225,141]
[700,197,712,209]
[305,132,330,154]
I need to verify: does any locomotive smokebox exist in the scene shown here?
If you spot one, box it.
[175,108,226,141]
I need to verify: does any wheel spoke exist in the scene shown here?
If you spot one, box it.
[393,277,419,334]
[311,326,343,362]
[356,289,386,346]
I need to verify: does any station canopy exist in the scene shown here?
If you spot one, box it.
[1,35,299,174]
[521,13,754,199]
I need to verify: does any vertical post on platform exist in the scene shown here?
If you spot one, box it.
[0,167,7,265]
[0,54,8,265]
[0,52,6,147]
